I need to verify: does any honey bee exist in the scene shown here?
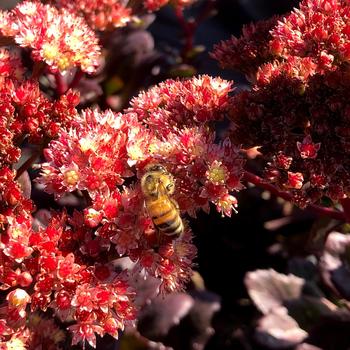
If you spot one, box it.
[141,164,184,239]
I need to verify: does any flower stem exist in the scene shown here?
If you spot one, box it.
[31,62,45,80]
[69,69,84,90]
[15,147,42,179]
[55,72,67,95]
[174,1,216,60]
[243,171,346,221]
[15,139,49,180]
[174,6,195,58]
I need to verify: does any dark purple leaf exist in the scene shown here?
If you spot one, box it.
[296,344,322,350]
[255,306,307,349]
[138,293,194,339]
[32,209,52,230]
[320,232,350,299]
[245,269,304,314]
[16,170,31,199]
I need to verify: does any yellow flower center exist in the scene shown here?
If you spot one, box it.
[148,142,158,155]
[57,56,71,71]
[207,161,228,184]
[79,137,96,152]
[64,170,79,186]
[42,43,60,61]
[128,143,144,160]
[9,226,22,239]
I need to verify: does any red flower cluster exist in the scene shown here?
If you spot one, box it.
[2,209,136,348]
[144,0,195,12]
[1,68,242,347]
[39,76,243,217]
[0,50,79,168]
[127,76,243,216]
[0,0,244,347]
[37,109,135,199]
[52,0,132,31]
[211,16,279,79]
[212,0,350,205]
[36,76,243,294]
[0,1,101,73]
[270,0,350,73]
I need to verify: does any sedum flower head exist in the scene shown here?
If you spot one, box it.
[0,52,79,168]
[31,74,244,346]
[53,0,132,31]
[128,75,243,217]
[130,75,233,125]
[144,0,195,11]
[37,109,135,199]
[0,1,101,73]
[228,0,350,204]
[270,0,350,72]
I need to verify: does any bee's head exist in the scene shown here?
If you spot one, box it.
[141,164,175,197]
[141,173,159,197]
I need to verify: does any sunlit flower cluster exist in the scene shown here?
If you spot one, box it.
[0,1,101,73]
[128,75,243,217]
[270,0,350,73]
[35,75,243,297]
[130,75,233,125]
[53,0,132,31]
[30,101,204,345]
[0,209,136,348]
[37,109,135,199]
[0,73,243,347]
[0,78,79,167]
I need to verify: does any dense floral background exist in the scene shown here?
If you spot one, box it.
[2,0,350,349]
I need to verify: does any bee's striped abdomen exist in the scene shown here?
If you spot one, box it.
[141,165,184,240]
[146,195,183,238]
